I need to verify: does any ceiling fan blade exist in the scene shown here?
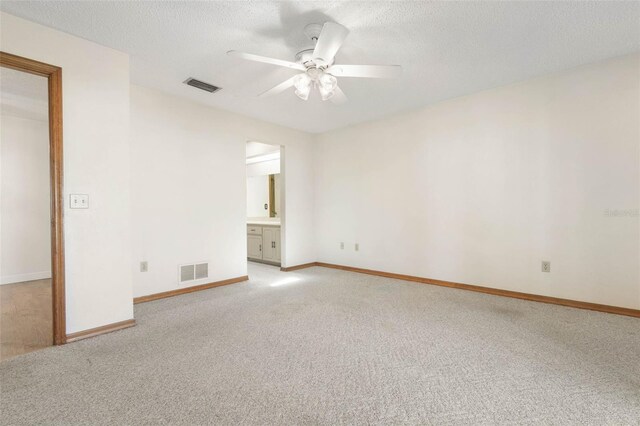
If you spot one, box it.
[227,50,306,71]
[312,22,349,64]
[259,75,299,97]
[330,86,348,105]
[328,64,402,79]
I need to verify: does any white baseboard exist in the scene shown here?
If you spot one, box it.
[0,271,52,285]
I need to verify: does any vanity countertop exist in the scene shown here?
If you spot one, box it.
[247,218,281,226]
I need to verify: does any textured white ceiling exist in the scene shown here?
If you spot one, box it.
[2,1,639,133]
[0,66,48,121]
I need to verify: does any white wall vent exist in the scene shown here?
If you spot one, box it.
[195,263,208,280]
[180,265,195,283]
[179,262,209,283]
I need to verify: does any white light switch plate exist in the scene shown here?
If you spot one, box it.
[70,194,89,209]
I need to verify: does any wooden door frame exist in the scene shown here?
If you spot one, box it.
[1,52,66,345]
[268,174,276,217]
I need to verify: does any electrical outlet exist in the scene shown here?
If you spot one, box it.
[70,194,89,209]
[340,242,344,250]
[541,261,550,273]
[140,261,148,272]
[355,243,359,251]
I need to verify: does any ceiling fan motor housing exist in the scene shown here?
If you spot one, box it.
[303,23,323,42]
[297,23,335,68]
[295,48,333,68]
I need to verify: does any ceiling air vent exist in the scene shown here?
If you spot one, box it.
[183,78,221,93]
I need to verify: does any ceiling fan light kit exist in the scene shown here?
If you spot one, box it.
[228,21,402,104]
[294,73,311,100]
[292,68,338,100]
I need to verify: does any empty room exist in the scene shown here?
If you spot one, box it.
[0,1,638,424]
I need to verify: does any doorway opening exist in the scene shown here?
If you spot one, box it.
[245,141,283,268]
[0,52,65,360]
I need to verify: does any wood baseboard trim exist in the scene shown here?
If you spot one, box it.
[133,275,249,304]
[66,319,136,343]
[280,262,318,272]
[315,262,640,318]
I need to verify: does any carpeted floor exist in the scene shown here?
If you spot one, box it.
[1,263,639,425]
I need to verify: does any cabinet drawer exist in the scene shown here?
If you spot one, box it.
[247,225,262,235]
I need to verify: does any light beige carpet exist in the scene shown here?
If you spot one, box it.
[1,262,639,425]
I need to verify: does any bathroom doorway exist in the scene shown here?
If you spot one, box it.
[245,141,283,267]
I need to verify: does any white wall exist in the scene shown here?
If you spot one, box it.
[1,13,134,333]
[1,115,51,284]
[130,85,315,298]
[315,53,640,310]
[247,175,269,217]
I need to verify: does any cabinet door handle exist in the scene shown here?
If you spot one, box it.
[259,244,262,251]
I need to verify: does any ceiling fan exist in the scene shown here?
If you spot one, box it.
[227,22,402,104]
